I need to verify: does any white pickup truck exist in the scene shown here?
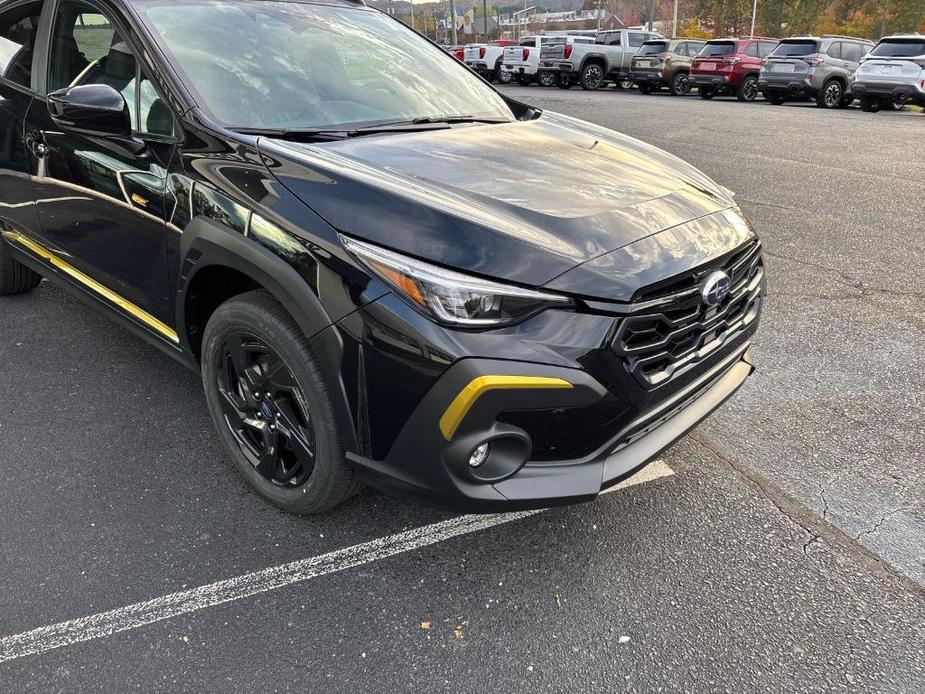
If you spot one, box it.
[540,28,664,90]
[500,33,595,86]
[463,40,517,83]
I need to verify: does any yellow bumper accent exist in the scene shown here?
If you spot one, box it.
[439,375,573,441]
[2,231,179,343]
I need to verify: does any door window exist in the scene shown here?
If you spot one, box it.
[842,42,862,62]
[628,33,645,48]
[758,42,775,58]
[48,1,172,135]
[744,42,760,58]
[0,1,43,89]
[826,42,843,59]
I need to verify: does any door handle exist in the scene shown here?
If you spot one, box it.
[26,131,49,158]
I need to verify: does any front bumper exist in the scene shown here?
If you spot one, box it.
[347,344,756,512]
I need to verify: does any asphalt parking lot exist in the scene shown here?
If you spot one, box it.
[2,87,924,692]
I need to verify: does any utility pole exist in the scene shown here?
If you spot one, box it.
[482,0,488,40]
[672,0,678,37]
[449,0,457,45]
[749,0,758,37]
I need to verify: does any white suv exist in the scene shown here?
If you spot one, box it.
[853,34,925,112]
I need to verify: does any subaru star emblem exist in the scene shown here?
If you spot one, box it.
[701,271,731,306]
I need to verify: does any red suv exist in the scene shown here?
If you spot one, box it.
[690,38,779,101]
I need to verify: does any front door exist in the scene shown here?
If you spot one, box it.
[24,0,177,332]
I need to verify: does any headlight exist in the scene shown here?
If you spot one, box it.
[340,235,573,327]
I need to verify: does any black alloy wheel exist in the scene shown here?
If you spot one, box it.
[216,332,316,488]
[580,63,604,90]
[538,70,557,87]
[818,80,843,108]
[737,76,759,102]
[670,72,690,96]
[498,69,514,84]
[556,73,573,89]
[202,291,358,513]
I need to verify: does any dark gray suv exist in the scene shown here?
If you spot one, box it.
[759,35,874,108]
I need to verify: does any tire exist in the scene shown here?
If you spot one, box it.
[859,96,880,113]
[637,82,652,94]
[0,234,42,295]
[885,97,905,111]
[516,73,532,86]
[537,70,556,88]
[699,88,714,100]
[201,290,359,514]
[615,78,634,90]
[837,95,853,108]
[491,62,502,83]
[736,75,759,102]
[498,69,514,85]
[669,72,690,96]
[816,79,843,109]
[556,73,573,89]
[579,62,605,90]
[764,92,785,105]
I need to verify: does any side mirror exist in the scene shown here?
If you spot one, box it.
[47,84,131,139]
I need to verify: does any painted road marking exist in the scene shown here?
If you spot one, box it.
[0,461,673,664]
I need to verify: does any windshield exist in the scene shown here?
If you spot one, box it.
[700,42,735,57]
[638,41,668,56]
[772,40,820,56]
[870,39,925,58]
[136,0,514,131]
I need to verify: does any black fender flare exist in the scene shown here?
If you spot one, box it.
[579,53,609,74]
[177,217,359,452]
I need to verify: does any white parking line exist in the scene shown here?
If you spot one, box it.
[0,461,673,664]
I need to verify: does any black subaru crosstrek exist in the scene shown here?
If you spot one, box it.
[0,0,764,513]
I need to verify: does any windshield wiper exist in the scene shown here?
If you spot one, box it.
[230,127,352,142]
[231,117,510,142]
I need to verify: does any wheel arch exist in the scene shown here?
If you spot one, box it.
[177,217,360,453]
[580,54,607,72]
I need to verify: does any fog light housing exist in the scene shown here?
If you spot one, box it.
[469,443,490,468]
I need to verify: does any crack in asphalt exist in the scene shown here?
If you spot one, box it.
[689,435,823,556]
[689,434,925,598]
[763,250,925,301]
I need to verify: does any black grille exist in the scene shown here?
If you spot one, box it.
[612,242,763,389]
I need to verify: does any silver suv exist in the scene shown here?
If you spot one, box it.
[759,35,873,108]
[853,35,925,112]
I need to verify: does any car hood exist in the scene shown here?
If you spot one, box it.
[260,112,735,289]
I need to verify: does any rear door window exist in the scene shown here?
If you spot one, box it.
[0,1,43,89]
[744,42,760,58]
[628,33,645,48]
[826,42,843,59]
[758,42,775,58]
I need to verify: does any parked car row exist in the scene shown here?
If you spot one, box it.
[453,31,925,115]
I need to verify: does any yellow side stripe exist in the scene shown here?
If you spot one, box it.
[2,231,179,343]
[439,375,574,441]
